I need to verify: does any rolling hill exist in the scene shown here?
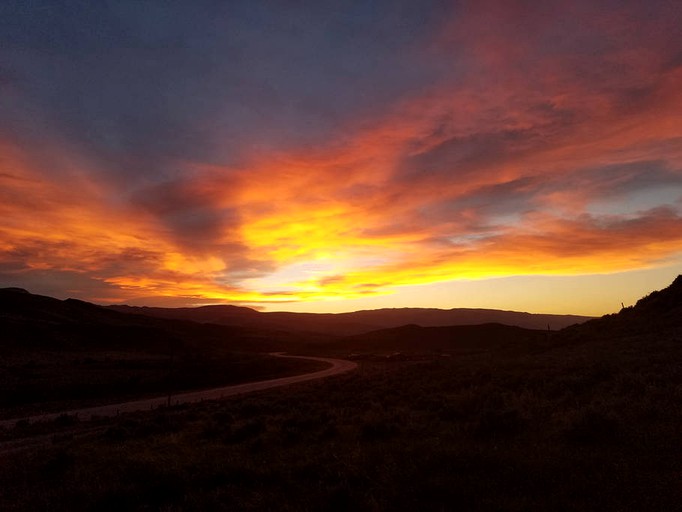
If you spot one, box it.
[337,322,547,354]
[108,303,592,335]
[0,287,291,354]
[0,288,325,415]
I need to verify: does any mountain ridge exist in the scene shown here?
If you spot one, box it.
[107,303,592,335]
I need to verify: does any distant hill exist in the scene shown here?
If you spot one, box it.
[335,323,547,354]
[0,288,326,414]
[108,304,592,335]
[322,274,682,355]
[0,288,298,354]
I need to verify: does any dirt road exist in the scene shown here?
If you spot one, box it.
[0,353,357,429]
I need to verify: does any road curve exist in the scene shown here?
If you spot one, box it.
[0,353,357,429]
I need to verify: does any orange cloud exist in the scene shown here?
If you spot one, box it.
[1,2,681,307]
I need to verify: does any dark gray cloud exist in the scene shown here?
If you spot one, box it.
[132,178,239,245]
[1,0,681,306]
[0,0,454,186]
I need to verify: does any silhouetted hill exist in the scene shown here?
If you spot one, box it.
[628,274,682,320]
[109,305,379,336]
[0,289,328,415]
[340,308,589,330]
[1,288,141,327]
[109,304,591,335]
[0,288,301,354]
[319,276,682,354]
[562,275,682,338]
[110,304,261,323]
[3,278,682,511]
[1,287,29,294]
[331,323,547,354]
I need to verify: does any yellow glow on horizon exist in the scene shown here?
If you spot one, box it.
[3,134,682,308]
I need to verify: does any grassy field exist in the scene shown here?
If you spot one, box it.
[1,322,681,511]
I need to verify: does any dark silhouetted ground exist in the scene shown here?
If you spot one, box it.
[1,278,681,510]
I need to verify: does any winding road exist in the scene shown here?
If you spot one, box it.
[0,353,357,430]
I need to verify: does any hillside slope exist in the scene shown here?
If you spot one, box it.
[562,274,682,339]
[0,288,301,354]
[0,288,325,415]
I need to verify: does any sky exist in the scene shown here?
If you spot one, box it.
[1,0,681,315]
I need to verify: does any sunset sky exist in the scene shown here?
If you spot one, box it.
[1,0,681,315]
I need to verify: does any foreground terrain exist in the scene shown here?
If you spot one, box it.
[0,354,356,427]
[0,277,681,510]
[0,288,326,418]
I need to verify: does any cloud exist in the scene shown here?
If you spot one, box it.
[0,1,681,306]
